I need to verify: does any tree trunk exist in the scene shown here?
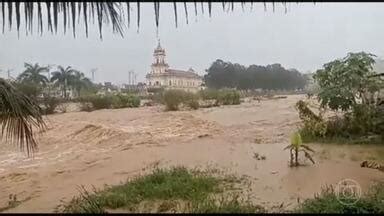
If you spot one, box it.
[63,83,67,99]
[290,149,294,167]
[295,148,299,166]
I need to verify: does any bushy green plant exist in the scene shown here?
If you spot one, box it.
[183,92,199,110]
[13,81,43,100]
[80,94,141,111]
[162,90,199,111]
[217,89,241,105]
[199,89,241,106]
[199,89,220,101]
[80,95,112,110]
[163,90,186,111]
[296,183,384,213]
[39,95,62,115]
[125,94,141,108]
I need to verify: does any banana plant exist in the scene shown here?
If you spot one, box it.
[284,132,315,167]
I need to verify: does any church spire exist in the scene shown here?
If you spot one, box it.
[157,39,162,50]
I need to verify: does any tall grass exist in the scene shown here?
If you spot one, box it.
[296,183,384,213]
[56,167,264,213]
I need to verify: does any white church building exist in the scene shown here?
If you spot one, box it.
[146,41,204,92]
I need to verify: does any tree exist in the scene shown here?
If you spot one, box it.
[314,52,383,111]
[16,63,49,99]
[0,78,46,155]
[284,132,315,167]
[69,71,93,98]
[50,66,77,99]
[17,63,49,86]
[204,59,307,90]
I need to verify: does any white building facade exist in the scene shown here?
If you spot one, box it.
[146,41,204,93]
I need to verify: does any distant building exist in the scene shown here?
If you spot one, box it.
[146,41,204,93]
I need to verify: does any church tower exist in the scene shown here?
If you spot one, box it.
[151,40,169,74]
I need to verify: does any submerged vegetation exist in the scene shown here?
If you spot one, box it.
[79,94,141,111]
[161,88,241,111]
[56,167,265,213]
[284,132,315,166]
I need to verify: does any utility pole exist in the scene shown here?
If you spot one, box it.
[47,64,56,80]
[6,69,14,80]
[128,70,135,86]
[128,71,131,85]
[90,68,98,83]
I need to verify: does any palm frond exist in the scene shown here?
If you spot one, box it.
[283,144,292,150]
[0,2,289,38]
[301,144,315,153]
[0,78,46,156]
[304,151,315,164]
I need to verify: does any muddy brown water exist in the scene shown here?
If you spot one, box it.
[0,94,383,212]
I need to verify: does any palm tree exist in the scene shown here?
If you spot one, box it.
[0,78,46,155]
[284,132,315,167]
[0,2,290,39]
[69,71,93,98]
[17,63,49,86]
[50,66,77,99]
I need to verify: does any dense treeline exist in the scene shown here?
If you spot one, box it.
[204,59,307,90]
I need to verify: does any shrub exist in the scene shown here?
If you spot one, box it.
[187,99,199,110]
[13,81,43,100]
[163,90,184,110]
[80,94,141,111]
[39,95,62,115]
[79,95,112,110]
[80,102,93,112]
[296,183,384,213]
[125,95,141,108]
[163,90,187,111]
[183,92,200,110]
[217,89,241,105]
[199,89,241,106]
[297,100,384,143]
[199,89,219,101]
[162,90,200,111]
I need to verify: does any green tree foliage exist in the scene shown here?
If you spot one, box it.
[17,63,49,87]
[12,82,43,100]
[51,66,78,99]
[314,52,382,111]
[16,63,50,99]
[299,52,384,143]
[51,66,92,99]
[204,59,307,90]
[69,71,93,98]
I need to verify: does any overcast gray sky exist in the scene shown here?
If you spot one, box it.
[1,2,384,84]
